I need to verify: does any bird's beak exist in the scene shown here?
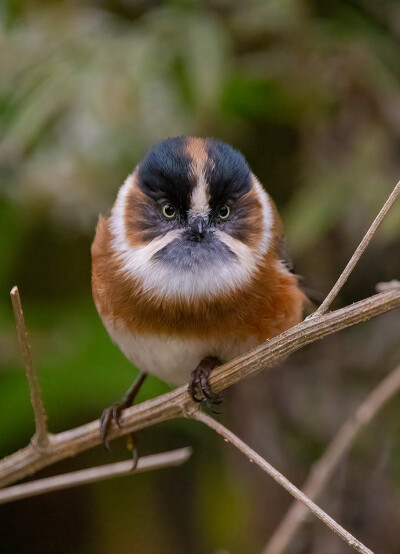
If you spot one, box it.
[189,215,208,240]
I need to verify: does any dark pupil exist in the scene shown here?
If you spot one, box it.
[219,206,228,217]
[165,205,175,216]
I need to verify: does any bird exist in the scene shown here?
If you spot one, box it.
[91,136,306,447]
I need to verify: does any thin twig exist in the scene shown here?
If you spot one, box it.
[10,286,48,450]
[193,411,373,554]
[0,288,399,489]
[311,180,400,317]
[0,447,192,505]
[1,179,399,550]
[263,364,400,554]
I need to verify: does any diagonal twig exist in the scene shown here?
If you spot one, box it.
[311,180,400,317]
[0,447,192,505]
[192,411,374,554]
[0,178,399,551]
[10,286,48,450]
[263,364,400,554]
[0,287,399,489]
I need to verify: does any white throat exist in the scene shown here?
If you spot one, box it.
[109,173,274,301]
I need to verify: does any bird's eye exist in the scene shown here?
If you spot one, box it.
[218,205,230,220]
[162,204,176,219]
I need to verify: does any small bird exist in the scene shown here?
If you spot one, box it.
[92,136,305,446]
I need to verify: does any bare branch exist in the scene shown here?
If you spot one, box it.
[263,364,400,554]
[208,289,400,395]
[10,286,48,450]
[0,447,192,505]
[1,179,399,550]
[0,288,399,489]
[193,411,374,554]
[312,180,400,317]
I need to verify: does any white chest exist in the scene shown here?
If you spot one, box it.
[102,316,258,385]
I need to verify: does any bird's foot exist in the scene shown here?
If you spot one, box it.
[100,373,147,451]
[100,400,128,451]
[188,357,222,410]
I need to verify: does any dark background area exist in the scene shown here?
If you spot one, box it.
[1,1,400,553]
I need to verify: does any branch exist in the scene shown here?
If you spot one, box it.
[208,288,400,394]
[312,179,400,317]
[263,364,400,554]
[0,447,192,505]
[192,411,374,554]
[2,179,399,554]
[10,286,48,450]
[1,288,399,489]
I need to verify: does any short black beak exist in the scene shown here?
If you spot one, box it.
[189,216,207,240]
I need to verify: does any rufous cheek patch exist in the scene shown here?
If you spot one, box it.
[93,211,304,341]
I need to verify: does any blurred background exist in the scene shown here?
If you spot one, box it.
[1,1,400,553]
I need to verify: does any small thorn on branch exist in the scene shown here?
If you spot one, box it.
[10,286,49,451]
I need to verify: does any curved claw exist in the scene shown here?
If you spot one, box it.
[100,400,134,450]
[205,396,223,414]
[189,370,203,403]
[188,356,221,404]
[100,403,125,450]
[99,372,148,451]
[100,407,114,451]
[112,404,123,427]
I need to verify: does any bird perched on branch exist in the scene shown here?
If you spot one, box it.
[92,136,305,447]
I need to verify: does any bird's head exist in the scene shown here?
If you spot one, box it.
[109,136,276,301]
